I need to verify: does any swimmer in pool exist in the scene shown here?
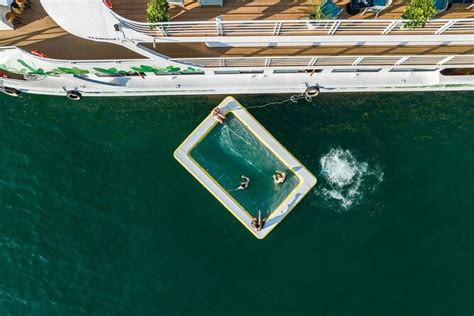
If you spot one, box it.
[212,107,226,124]
[228,175,250,192]
[273,170,286,184]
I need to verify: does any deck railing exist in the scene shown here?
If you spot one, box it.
[110,10,474,38]
[169,55,474,68]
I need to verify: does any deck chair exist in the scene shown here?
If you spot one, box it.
[167,0,184,7]
[198,0,223,7]
[362,0,393,17]
[434,0,449,14]
[321,0,343,19]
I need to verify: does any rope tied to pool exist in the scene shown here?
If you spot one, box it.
[246,86,319,110]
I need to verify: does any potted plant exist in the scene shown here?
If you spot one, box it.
[147,0,169,29]
[402,0,436,29]
[307,0,326,30]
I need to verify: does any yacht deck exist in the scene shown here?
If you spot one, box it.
[149,42,474,58]
[113,0,474,22]
[0,0,473,60]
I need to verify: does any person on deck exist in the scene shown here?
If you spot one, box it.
[273,170,286,184]
[251,217,261,231]
[212,107,226,124]
[251,210,269,232]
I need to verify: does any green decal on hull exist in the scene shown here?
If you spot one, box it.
[1,59,201,77]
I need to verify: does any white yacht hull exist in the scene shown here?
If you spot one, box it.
[2,71,473,98]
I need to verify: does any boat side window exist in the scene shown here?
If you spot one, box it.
[331,69,381,73]
[95,72,146,77]
[440,68,474,76]
[390,68,438,72]
[274,69,323,74]
[153,71,180,76]
[180,71,205,75]
[214,70,264,74]
[94,71,205,77]
[154,71,205,75]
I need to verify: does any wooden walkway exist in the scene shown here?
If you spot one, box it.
[112,0,474,22]
[150,42,474,58]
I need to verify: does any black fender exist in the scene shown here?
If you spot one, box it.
[66,90,82,101]
[0,86,21,97]
[305,86,320,97]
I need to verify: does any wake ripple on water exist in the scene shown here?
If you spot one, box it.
[316,148,384,211]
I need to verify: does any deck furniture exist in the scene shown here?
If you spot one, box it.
[321,0,343,18]
[434,0,450,13]
[362,0,392,17]
[5,11,20,27]
[167,0,184,7]
[5,10,14,22]
[11,1,24,14]
[167,0,184,6]
[347,0,373,14]
[0,5,13,29]
[16,0,31,8]
[198,0,223,6]
[103,0,112,8]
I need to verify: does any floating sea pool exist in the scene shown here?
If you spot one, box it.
[191,113,299,218]
[174,97,316,239]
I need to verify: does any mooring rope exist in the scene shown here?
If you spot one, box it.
[245,95,309,109]
[245,89,317,110]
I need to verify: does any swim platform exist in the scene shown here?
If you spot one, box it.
[174,96,317,239]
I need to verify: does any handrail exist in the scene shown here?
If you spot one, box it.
[107,7,474,38]
[169,55,474,68]
[7,46,470,68]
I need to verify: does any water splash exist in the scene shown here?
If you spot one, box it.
[317,148,383,211]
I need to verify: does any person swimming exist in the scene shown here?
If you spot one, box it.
[273,170,286,184]
[212,107,226,124]
[228,175,250,192]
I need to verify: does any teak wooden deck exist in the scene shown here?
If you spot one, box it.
[113,0,474,22]
[149,43,474,58]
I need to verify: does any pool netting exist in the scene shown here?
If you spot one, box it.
[190,113,300,217]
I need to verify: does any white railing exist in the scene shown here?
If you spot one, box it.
[169,55,474,69]
[111,10,474,38]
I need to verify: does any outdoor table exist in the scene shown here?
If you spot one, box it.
[346,0,374,15]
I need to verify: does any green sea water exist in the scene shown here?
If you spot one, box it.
[0,91,473,315]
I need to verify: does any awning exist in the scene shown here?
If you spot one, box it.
[0,0,13,6]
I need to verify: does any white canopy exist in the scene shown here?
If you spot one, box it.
[40,0,121,42]
[0,0,13,6]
